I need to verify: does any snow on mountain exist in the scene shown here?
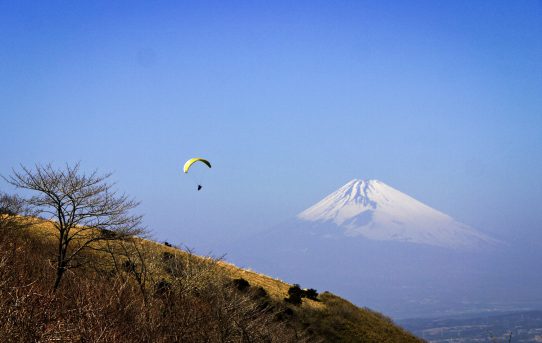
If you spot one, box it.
[297,179,498,249]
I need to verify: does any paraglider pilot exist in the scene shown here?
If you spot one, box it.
[183,158,211,192]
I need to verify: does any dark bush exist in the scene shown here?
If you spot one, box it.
[122,260,136,273]
[304,288,319,301]
[284,284,319,304]
[285,284,303,305]
[253,286,268,298]
[275,307,295,321]
[154,279,171,296]
[233,277,250,291]
[162,251,174,261]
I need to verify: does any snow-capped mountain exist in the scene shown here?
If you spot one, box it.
[225,179,530,319]
[297,179,498,250]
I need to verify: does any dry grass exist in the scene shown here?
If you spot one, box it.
[1,217,422,342]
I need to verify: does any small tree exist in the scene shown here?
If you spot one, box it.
[103,238,155,304]
[4,163,144,290]
[0,192,34,233]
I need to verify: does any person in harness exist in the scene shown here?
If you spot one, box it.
[183,158,211,192]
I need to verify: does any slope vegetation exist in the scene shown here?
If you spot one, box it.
[0,217,421,342]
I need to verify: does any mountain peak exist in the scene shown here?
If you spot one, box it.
[344,178,381,186]
[298,179,402,223]
[297,179,499,250]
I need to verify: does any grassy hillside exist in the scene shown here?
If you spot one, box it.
[0,217,422,342]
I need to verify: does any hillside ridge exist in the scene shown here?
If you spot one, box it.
[0,216,422,343]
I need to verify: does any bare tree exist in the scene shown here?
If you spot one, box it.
[4,163,144,290]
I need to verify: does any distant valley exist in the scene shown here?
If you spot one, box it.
[400,311,542,342]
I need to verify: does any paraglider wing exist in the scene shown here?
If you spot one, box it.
[183,158,212,173]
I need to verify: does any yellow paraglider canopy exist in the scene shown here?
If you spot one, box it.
[183,158,211,173]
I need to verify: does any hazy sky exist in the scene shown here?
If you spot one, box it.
[1,1,541,252]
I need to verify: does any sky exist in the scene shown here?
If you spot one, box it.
[1,1,541,252]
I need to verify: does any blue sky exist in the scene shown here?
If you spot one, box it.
[1,1,541,251]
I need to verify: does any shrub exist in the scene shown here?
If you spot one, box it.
[162,251,174,261]
[305,288,319,301]
[233,277,250,291]
[122,260,136,273]
[154,279,171,296]
[285,284,303,305]
[253,286,268,298]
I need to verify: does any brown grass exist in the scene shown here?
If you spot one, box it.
[0,218,423,342]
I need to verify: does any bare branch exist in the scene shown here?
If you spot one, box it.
[5,163,145,290]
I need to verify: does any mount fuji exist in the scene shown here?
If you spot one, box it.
[225,179,532,318]
[296,179,498,250]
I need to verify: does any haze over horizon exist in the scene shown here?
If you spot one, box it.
[1,1,541,253]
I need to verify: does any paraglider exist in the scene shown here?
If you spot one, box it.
[183,158,211,173]
[183,158,211,191]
